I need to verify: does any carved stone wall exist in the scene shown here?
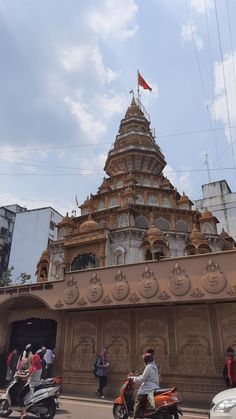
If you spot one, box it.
[61,301,236,406]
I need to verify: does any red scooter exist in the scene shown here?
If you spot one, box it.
[113,377,182,419]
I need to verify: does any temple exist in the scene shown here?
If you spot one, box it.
[36,98,234,281]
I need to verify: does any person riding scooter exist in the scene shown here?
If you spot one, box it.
[129,352,160,418]
[18,352,42,419]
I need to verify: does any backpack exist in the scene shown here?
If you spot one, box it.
[93,356,100,377]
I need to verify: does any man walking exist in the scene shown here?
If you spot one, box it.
[44,348,55,378]
[226,347,236,388]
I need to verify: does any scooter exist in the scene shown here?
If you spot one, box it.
[0,373,60,419]
[113,377,182,419]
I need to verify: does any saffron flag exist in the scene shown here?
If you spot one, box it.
[138,72,152,91]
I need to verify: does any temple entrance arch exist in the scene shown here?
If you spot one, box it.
[9,318,57,353]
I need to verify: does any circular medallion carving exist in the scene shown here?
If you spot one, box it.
[202,260,227,294]
[168,263,191,296]
[202,271,226,293]
[139,266,159,298]
[112,281,130,300]
[63,285,79,304]
[139,279,159,298]
[87,283,103,302]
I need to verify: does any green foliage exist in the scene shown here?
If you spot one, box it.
[0,266,13,287]
[17,272,31,285]
[0,268,31,287]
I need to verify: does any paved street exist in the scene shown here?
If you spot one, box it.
[3,398,209,419]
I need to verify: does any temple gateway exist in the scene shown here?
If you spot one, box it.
[0,98,236,406]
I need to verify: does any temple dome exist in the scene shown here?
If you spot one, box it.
[146,220,165,240]
[80,215,99,233]
[39,249,49,263]
[58,212,74,226]
[201,208,213,220]
[189,224,207,245]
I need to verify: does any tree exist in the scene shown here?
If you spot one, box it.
[17,272,31,285]
[0,266,13,287]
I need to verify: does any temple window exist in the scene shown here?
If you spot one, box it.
[201,222,213,234]
[143,177,150,186]
[135,215,149,229]
[176,220,189,233]
[108,197,118,207]
[162,197,171,207]
[97,201,105,210]
[116,180,124,189]
[145,250,152,260]
[136,194,144,204]
[153,179,159,188]
[57,227,65,240]
[197,244,211,254]
[148,195,158,205]
[118,214,129,228]
[155,217,170,231]
[71,253,99,271]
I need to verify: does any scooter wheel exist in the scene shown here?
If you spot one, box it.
[0,400,12,417]
[113,403,128,419]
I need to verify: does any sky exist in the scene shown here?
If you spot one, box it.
[1,0,236,216]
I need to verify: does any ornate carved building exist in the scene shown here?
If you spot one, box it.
[36,98,235,282]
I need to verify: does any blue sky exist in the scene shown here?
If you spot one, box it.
[1,0,236,215]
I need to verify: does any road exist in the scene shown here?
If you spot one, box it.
[7,399,209,419]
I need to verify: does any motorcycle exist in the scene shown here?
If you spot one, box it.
[0,373,61,419]
[113,377,182,419]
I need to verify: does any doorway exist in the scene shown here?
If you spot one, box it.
[9,318,57,352]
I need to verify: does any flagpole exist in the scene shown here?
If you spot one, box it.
[137,69,140,106]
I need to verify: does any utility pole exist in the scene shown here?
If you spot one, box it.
[205,153,211,183]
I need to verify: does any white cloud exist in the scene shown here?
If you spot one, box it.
[60,43,118,84]
[88,0,138,41]
[78,152,107,176]
[212,52,236,142]
[93,92,128,119]
[181,22,203,50]
[64,96,107,141]
[163,164,193,196]
[0,193,73,217]
[190,0,214,15]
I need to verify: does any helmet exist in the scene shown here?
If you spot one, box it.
[142,352,153,364]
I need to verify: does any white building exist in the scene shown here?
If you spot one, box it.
[0,205,26,278]
[9,207,62,283]
[194,180,236,240]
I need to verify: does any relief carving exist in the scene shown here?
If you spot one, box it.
[87,273,104,302]
[71,336,96,370]
[158,290,171,301]
[139,265,159,298]
[202,259,227,294]
[168,263,191,296]
[190,288,205,298]
[104,320,130,372]
[55,299,64,308]
[63,276,79,305]
[178,334,214,375]
[102,295,113,305]
[111,270,130,300]
[129,292,140,304]
[227,285,236,296]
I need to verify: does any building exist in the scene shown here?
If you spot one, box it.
[195,180,236,241]
[0,205,26,279]
[0,99,235,407]
[35,98,234,283]
[9,207,62,283]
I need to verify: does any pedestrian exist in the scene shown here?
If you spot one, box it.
[129,352,160,418]
[17,344,33,372]
[96,348,109,399]
[6,348,18,384]
[37,348,47,379]
[225,347,236,388]
[44,347,55,378]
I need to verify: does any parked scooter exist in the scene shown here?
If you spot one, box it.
[0,373,60,418]
[113,377,182,419]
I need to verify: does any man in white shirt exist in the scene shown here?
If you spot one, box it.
[44,348,55,378]
[129,352,159,418]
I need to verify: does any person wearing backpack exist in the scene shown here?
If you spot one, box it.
[225,347,236,388]
[95,348,109,399]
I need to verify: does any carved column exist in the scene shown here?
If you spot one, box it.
[208,304,224,375]
[167,307,178,373]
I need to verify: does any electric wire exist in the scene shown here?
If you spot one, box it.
[226,0,236,103]
[185,0,219,171]
[204,0,221,177]
[213,0,236,178]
